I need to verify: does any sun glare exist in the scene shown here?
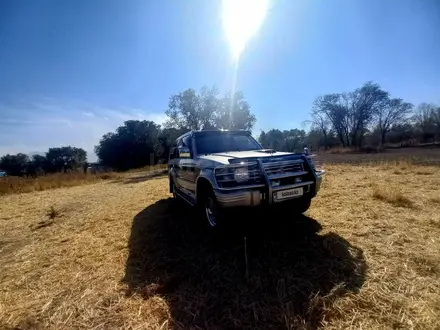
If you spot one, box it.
[222,0,269,60]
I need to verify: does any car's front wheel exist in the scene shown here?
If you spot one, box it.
[204,191,221,227]
[197,186,224,228]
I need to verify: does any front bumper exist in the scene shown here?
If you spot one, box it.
[215,189,262,208]
[215,174,323,208]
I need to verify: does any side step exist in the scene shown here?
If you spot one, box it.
[175,188,197,206]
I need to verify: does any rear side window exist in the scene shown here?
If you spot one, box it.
[182,136,192,150]
[178,136,192,158]
[169,140,179,159]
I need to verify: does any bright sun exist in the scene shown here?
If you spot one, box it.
[222,0,269,60]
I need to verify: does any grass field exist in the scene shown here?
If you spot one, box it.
[1,149,440,329]
[0,164,167,196]
[0,172,120,196]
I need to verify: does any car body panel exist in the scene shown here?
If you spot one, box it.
[198,150,293,164]
[176,158,197,193]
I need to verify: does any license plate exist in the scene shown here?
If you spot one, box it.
[274,187,303,201]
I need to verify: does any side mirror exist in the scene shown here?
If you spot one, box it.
[178,146,191,159]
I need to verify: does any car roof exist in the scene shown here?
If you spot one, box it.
[175,131,192,141]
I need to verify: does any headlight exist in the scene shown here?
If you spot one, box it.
[215,162,260,188]
[234,168,250,182]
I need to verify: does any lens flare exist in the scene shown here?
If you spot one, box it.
[222,0,269,60]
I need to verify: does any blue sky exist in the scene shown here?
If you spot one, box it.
[1,0,439,161]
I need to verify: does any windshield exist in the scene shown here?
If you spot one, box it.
[195,132,262,154]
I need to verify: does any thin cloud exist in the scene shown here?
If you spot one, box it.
[0,98,167,161]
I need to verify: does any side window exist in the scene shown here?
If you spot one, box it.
[182,136,192,152]
[178,136,192,158]
[169,140,179,159]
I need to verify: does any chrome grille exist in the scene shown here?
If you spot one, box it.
[262,158,313,198]
[262,160,304,177]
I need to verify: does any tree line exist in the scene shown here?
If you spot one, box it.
[0,147,87,176]
[260,82,439,152]
[306,81,439,149]
[1,84,439,175]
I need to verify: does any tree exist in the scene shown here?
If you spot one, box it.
[348,82,389,147]
[387,123,415,145]
[283,129,306,152]
[165,87,256,131]
[258,129,306,152]
[95,120,162,170]
[312,93,350,147]
[258,131,268,148]
[413,103,437,143]
[375,98,413,145]
[307,111,333,149]
[432,105,440,140]
[0,153,30,176]
[158,127,187,161]
[258,129,285,150]
[165,88,213,130]
[46,147,87,173]
[215,92,256,130]
[311,82,389,148]
[27,154,50,176]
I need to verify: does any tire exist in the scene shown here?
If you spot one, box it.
[201,188,222,228]
[170,179,179,201]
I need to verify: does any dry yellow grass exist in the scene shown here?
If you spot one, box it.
[0,165,167,196]
[1,161,440,329]
[318,147,440,166]
[0,172,120,196]
[372,185,415,208]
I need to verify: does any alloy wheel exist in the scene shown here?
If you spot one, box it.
[205,196,218,227]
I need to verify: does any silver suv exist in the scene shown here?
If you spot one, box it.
[168,130,324,227]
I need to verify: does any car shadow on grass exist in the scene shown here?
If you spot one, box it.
[123,198,367,329]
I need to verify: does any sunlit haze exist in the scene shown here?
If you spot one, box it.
[222,0,269,60]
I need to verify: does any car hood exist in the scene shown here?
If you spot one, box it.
[198,150,297,165]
